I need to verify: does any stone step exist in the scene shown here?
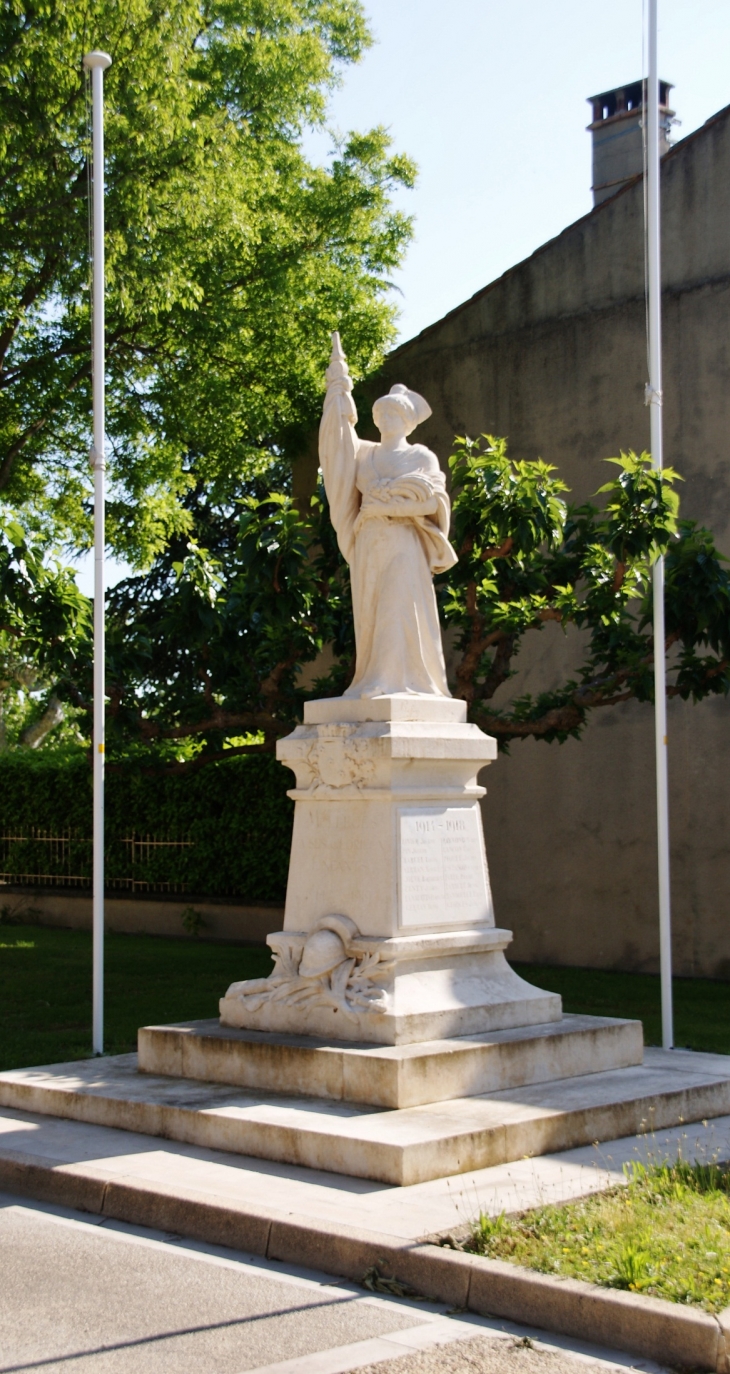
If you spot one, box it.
[138,1014,643,1108]
[1,1050,729,1186]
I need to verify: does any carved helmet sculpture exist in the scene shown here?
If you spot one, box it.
[298,914,358,979]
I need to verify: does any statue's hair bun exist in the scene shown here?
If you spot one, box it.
[388,384,432,427]
[373,383,432,434]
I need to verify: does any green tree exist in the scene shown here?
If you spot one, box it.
[44,440,723,768]
[0,512,90,748]
[0,0,414,562]
[100,475,351,764]
[443,437,730,744]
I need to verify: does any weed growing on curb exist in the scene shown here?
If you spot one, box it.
[361,1264,426,1300]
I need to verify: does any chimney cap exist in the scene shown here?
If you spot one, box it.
[587,79,673,126]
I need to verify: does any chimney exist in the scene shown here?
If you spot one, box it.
[587,79,674,205]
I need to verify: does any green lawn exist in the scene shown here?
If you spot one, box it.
[0,925,727,1071]
[0,924,272,1070]
[514,961,730,1055]
[467,1158,730,1313]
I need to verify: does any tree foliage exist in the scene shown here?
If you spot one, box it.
[99,476,351,764]
[2,0,727,759]
[11,437,718,766]
[0,513,90,685]
[0,0,414,561]
[444,436,730,745]
[0,511,90,747]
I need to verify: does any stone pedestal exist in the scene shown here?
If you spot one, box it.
[219,926,560,1045]
[5,708,672,1189]
[140,1015,644,1110]
[220,695,561,1045]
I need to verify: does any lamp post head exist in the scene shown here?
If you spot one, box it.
[82,51,112,71]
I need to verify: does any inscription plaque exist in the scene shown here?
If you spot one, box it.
[398,804,493,928]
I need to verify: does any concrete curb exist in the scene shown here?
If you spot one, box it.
[0,1148,726,1372]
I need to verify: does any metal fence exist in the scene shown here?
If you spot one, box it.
[0,828,193,893]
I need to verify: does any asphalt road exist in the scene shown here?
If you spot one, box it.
[0,1194,669,1374]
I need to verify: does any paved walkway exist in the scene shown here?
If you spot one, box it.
[1,1104,730,1247]
[1,1105,727,1370]
[0,1194,670,1374]
[0,1101,727,1242]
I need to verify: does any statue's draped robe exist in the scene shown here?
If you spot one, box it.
[319,362,457,698]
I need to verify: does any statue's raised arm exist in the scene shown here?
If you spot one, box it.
[318,334,458,700]
[318,331,362,565]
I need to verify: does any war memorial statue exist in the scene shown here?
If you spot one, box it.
[219,335,563,1044]
[5,335,662,1189]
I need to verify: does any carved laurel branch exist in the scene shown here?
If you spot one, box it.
[230,939,394,1020]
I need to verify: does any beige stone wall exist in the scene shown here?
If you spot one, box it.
[374,105,730,978]
[0,888,283,945]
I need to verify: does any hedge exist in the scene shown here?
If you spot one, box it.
[0,752,293,902]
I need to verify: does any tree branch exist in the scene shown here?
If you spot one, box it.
[133,708,288,742]
[453,581,507,703]
[471,642,726,743]
[105,740,277,776]
[481,536,513,561]
[477,633,517,701]
[0,358,90,490]
[0,251,62,371]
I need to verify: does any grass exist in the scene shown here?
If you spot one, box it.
[514,961,730,1054]
[467,1157,730,1313]
[0,924,728,1071]
[0,924,272,1071]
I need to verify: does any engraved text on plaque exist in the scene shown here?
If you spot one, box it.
[398,805,493,928]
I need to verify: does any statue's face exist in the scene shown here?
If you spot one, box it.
[373,396,411,440]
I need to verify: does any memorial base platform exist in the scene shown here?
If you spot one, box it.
[139,1013,642,1109]
[1,1038,729,1186]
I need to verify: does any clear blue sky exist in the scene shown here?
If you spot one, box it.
[82,0,730,594]
[309,0,730,343]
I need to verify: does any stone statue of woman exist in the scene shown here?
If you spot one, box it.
[319,333,457,698]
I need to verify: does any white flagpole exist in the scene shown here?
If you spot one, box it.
[82,50,112,1056]
[645,2,673,1049]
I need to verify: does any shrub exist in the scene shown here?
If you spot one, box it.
[0,752,293,901]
